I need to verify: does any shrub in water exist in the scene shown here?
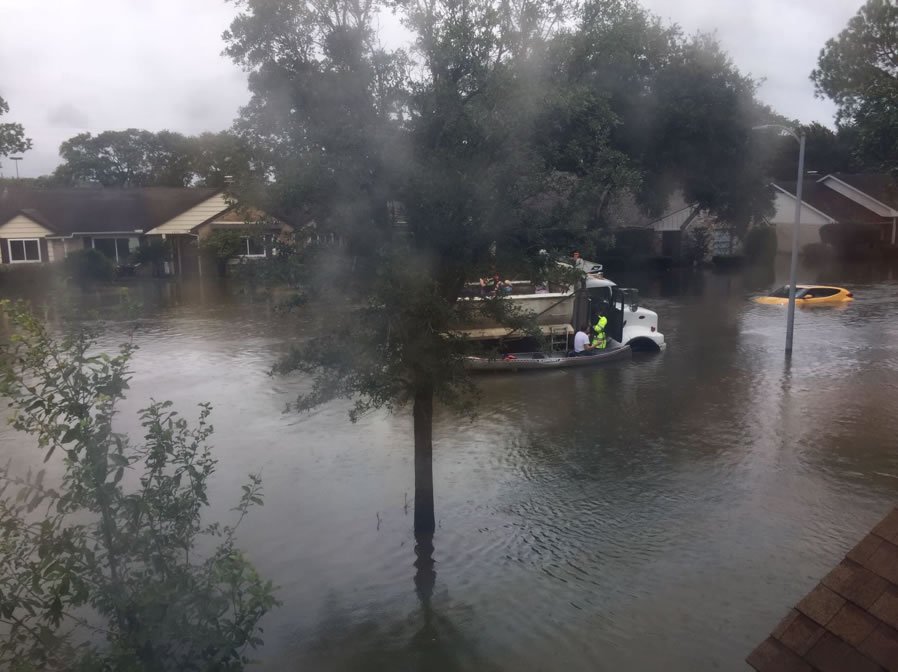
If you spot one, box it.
[64,248,115,283]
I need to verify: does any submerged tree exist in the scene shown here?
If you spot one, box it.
[226,0,777,538]
[0,302,277,670]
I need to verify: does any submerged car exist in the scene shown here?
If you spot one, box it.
[754,285,854,306]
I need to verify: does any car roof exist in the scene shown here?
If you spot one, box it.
[796,285,847,291]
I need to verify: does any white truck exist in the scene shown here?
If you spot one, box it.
[456,264,666,352]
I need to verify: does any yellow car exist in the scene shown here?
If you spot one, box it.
[754,285,854,306]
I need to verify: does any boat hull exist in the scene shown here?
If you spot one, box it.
[464,344,631,372]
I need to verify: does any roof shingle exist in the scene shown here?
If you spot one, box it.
[0,186,222,236]
[748,507,898,672]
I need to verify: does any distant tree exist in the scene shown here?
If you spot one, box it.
[54,129,195,187]
[811,0,898,173]
[766,121,860,180]
[190,131,255,188]
[538,8,775,239]
[0,96,31,159]
[637,35,774,233]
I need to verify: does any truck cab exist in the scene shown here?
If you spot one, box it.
[579,274,665,352]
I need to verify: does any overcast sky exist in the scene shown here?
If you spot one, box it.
[0,0,863,178]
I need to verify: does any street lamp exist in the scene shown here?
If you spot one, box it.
[753,124,806,356]
[9,156,22,179]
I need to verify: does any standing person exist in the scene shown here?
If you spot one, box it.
[592,309,608,349]
[573,324,594,356]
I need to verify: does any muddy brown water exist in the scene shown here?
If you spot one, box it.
[2,258,898,670]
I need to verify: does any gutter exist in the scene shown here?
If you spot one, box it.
[46,230,144,239]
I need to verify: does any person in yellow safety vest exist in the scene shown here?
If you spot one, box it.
[592,309,608,349]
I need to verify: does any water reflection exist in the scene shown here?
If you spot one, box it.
[270,536,498,672]
[2,260,898,670]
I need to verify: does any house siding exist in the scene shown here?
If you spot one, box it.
[145,193,229,235]
[769,191,833,254]
[0,215,53,264]
[48,239,66,263]
[0,214,53,239]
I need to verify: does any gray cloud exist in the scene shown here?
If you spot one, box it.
[46,102,90,129]
[0,0,864,178]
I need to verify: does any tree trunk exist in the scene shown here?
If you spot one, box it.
[413,382,436,538]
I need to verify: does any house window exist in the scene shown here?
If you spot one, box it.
[242,236,267,257]
[92,238,133,264]
[8,239,41,263]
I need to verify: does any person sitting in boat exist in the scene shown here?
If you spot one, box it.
[573,324,596,356]
[479,274,499,295]
[592,309,608,350]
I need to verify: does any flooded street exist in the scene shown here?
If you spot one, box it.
[3,259,898,670]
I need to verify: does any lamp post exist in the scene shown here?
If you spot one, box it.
[753,124,806,356]
[9,156,22,179]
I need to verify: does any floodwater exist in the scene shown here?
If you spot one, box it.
[3,258,898,671]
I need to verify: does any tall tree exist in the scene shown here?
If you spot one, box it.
[227,0,566,537]
[811,0,898,173]
[766,121,860,180]
[0,96,31,160]
[191,130,255,187]
[227,0,778,538]
[54,129,196,187]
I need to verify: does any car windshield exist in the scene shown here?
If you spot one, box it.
[769,286,808,298]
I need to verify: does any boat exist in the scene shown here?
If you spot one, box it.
[465,343,632,372]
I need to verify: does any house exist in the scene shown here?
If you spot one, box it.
[605,190,732,260]
[0,186,294,275]
[769,174,898,254]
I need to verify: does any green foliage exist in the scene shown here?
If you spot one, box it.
[682,226,711,265]
[52,129,254,188]
[0,96,31,159]
[231,237,309,297]
[812,0,898,173]
[743,224,778,266]
[198,230,250,262]
[0,302,277,671]
[54,129,193,187]
[64,248,116,283]
[766,122,860,180]
[224,0,780,535]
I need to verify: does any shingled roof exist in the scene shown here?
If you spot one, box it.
[774,180,889,226]
[0,186,221,235]
[828,174,898,212]
[748,507,898,672]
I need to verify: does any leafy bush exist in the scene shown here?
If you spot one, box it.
[743,224,778,266]
[0,302,278,670]
[63,248,115,283]
[682,226,711,265]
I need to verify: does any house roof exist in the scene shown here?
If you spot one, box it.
[826,174,898,212]
[747,506,898,672]
[773,180,888,225]
[0,186,221,236]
